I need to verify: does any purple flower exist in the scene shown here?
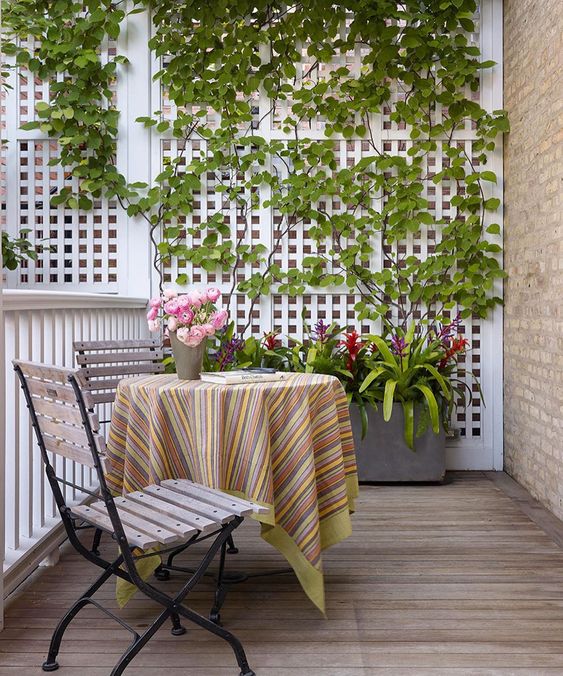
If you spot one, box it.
[437,312,462,342]
[390,335,408,358]
[312,319,330,343]
[215,337,245,371]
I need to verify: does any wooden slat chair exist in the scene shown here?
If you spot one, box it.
[73,339,239,558]
[73,339,168,555]
[14,359,259,676]
[73,339,165,412]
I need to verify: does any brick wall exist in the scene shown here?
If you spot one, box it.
[503,0,563,516]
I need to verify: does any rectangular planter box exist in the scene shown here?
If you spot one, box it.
[350,402,446,483]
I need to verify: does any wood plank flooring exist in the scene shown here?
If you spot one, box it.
[3,472,563,675]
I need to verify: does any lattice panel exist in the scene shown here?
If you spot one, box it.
[157,10,494,442]
[1,36,120,291]
[16,141,118,287]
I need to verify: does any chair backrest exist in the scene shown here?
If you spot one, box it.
[13,360,107,472]
[73,339,164,405]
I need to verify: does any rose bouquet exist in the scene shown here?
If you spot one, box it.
[146,287,228,345]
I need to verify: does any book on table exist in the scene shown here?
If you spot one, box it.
[200,370,289,384]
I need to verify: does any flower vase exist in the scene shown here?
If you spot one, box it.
[169,331,206,380]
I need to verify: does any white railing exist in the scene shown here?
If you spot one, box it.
[2,290,148,599]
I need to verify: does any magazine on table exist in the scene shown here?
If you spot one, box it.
[200,369,290,384]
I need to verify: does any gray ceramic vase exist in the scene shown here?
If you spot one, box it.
[169,331,206,380]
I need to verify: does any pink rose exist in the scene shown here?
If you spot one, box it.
[178,309,194,325]
[168,316,178,332]
[189,325,207,345]
[164,299,180,315]
[206,287,221,303]
[163,288,177,299]
[147,319,160,332]
[201,322,215,336]
[176,327,190,345]
[149,297,162,308]
[146,307,158,321]
[211,309,228,330]
[177,294,192,311]
[187,290,204,308]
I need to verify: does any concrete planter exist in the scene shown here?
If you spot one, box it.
[350,402,446,483]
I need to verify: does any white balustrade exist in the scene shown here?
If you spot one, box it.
[2,290,148,598]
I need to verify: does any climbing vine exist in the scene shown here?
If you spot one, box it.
[3,0,508,330]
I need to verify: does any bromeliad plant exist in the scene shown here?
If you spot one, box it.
[359,315,479,449]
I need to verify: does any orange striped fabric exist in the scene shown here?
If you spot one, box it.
[106,373,358,611]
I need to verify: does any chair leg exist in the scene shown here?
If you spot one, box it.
[91,527,103,555]
[170,612,186,636]
[176,604,255,676]
[226,534,239,554]
[210,540,228,625]
[42,564,116,671]
[110,607,173,676]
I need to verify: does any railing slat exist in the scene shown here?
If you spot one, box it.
[3,291,148,590]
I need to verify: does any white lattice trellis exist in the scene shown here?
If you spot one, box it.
[1,1,504,469]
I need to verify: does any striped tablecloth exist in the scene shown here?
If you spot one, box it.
[106,372,358,612]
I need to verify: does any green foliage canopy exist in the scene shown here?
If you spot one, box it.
[3,0,508,329]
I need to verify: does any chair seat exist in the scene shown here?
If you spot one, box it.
[71,479,268,550]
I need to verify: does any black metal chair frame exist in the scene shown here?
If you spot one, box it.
[14,362,255,676]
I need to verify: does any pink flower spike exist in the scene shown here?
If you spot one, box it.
[168,316,178,332]
[147,319,160,333]
[163,288,178,299]
[202,322,215,336]
[211,309,228,330]
[146,307,159,321]
[206,287,221,302]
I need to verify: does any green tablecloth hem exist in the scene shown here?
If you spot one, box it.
[260,521,326,615]
[345,474,360,514]
[116,550,161,609]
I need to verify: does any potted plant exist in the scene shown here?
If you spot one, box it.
[350,315,480,482]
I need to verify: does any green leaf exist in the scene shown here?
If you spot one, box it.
[403,400,415,450]
[383,379,397,421]
[414,384,440,434]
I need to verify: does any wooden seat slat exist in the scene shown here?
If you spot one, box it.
[33,398,100,431]
[82,363,165,378]
[113,496,198,539]
[42,436,99,468]
[175,479,270,515]
[71,504,158,549]
[144,485,236,524]
[126,491,218,534]
[25,374,94,410]
[74,339,160,352]
[161,480,254,517]
[88,501,179,545]
[76,350,164,366]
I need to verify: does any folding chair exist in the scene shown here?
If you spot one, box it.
[14,360,257,676]
[72,339,237,558]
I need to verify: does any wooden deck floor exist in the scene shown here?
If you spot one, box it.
[3,472,563,675]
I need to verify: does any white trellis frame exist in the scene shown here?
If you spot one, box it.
[2,1,503,470]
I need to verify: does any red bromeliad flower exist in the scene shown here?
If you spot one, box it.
[262,331,280,351]
[340,330,363,371]
[439,335,469,369]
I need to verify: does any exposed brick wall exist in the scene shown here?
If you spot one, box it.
[503,0,563,516]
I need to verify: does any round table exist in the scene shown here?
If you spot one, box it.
[106,372,358,612]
